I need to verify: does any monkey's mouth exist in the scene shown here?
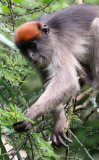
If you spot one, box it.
[29,56,44,65]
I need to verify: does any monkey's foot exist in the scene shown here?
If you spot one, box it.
[51,123,72,147]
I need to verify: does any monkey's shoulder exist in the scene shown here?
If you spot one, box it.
[39,4,99,30]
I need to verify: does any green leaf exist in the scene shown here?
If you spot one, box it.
[32,132,60,159]
[0,79,15,99]
[0,34,16,49]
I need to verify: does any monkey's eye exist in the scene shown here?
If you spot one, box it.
[29,42,37,51]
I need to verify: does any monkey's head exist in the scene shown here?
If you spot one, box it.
[15,21,51,65]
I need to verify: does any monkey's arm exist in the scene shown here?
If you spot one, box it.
[38,68,72,146]
[14,72,79,132]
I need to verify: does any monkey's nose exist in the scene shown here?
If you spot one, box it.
[29,51,34,59]
[28,51,37,62]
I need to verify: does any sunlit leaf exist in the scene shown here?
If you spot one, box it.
[0,34,16,49]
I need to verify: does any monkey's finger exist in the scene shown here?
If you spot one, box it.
[61,132,72,143]
[57,135,69,148]
[13,119,25,127]
[14,121,29,132]
[23,123,32,131]
[51,134,58,145]
[51,134,62,147]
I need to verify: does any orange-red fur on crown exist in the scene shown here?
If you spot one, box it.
[15,21,42,42]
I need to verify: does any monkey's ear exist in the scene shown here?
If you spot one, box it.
[42,24,50,34]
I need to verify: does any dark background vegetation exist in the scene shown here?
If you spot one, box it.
[0,0,99,160]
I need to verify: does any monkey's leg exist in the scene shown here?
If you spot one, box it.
[90,18,99,89]
[51,103,72,147]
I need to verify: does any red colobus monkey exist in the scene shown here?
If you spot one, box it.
[14,4,99,147]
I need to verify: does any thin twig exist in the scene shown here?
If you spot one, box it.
[70,130,94,160]
[7,0,15,31]
[84,106,99,123]
[75,96,91,110]
[10,137,28,160]
[26,133,34,160]
[76,88,93,102]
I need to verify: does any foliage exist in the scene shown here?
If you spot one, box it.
[0,0,99,160]
[0,104,59,160]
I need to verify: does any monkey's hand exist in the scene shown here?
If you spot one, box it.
[51,120,72,147]
[51,105,72,147]
[13,106,39,132]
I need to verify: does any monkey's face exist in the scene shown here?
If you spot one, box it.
[16,39,46,65]
[15,21,51,65]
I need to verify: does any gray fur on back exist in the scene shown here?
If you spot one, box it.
[37,4,99,89]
